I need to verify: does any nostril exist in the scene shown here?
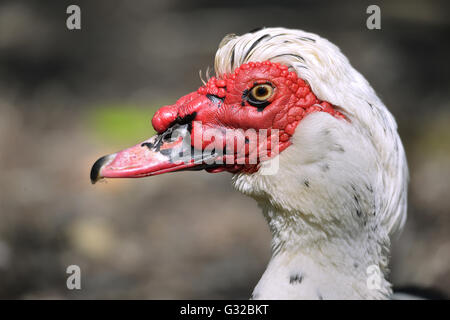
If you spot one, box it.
[152,105,178,133]
[206,94,225,105]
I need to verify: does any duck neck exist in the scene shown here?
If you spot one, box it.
[252,204,392,300]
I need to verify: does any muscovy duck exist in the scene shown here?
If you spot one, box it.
[91,27,408,299]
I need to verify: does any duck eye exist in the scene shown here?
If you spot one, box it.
[247,83,274,109]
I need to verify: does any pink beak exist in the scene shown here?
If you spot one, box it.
[90,124,218,184]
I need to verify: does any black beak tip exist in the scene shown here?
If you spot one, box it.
[90,155,110,184]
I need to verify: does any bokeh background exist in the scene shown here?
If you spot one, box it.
[0,0,449,299]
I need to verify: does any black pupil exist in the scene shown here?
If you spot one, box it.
[256,86,268,97]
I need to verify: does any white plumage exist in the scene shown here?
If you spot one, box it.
[91,27,409,300]
[215,28,408,299]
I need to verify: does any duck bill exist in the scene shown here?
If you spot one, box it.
[90,124,217,184]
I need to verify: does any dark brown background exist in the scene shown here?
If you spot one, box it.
[0,0,449,298]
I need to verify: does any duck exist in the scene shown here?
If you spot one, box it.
[90,27,408,300]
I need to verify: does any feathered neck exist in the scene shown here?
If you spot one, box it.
[233,111,398,299]
[251,202,392,299]
[221,27,408,299]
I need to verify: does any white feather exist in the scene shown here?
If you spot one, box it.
[214,28,408,299]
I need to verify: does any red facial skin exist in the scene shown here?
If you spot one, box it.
[152,61,345,173]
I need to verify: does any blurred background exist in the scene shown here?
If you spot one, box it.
[0,0,449,299]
